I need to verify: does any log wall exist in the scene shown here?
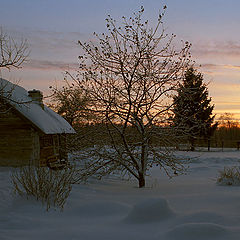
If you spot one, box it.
[0,101,69,167]
[0,105,40,166]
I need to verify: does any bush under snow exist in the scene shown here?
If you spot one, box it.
[124,198,175,224]
[11,165,75,210]
[217,166,240,186]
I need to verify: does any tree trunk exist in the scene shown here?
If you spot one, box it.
[138,172,145,188]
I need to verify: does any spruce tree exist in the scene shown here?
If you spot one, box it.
[173,67,216,151]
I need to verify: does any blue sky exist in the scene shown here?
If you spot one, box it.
[1,0,240,118]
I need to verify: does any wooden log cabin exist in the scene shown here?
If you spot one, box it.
[0,78,75,167]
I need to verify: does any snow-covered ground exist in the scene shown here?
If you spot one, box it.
[1,150,240,240]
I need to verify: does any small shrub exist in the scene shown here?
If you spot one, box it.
[11,165,75,210]
[217,166,240,186]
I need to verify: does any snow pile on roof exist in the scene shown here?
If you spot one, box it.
[0,78,75,134]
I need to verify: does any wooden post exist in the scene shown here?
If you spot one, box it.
[237,141,240,151]
[207,139,211,152]
[221,140,224,152]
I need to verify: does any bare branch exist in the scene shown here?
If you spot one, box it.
[0,28,29,71]
[68,6,192,188]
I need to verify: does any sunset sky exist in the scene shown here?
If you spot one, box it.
[0,0,240,119]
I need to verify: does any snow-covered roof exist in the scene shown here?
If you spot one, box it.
[0,78,76,134]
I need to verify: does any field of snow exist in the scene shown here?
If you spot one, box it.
[1,150,240,240]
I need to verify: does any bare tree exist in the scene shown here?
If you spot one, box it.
[50,81,90,126]
[70,6,191,187]
[0,28,29,70]
[217,113,239,129]
[0,28,29,112]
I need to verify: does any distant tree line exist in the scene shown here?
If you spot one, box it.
[211,113,240,149]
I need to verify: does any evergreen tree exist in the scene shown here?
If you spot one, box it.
[173,67,216,151]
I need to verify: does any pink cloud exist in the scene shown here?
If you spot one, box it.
[23,59,79,71]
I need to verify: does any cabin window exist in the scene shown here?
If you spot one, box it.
[40,135,60,148]
[40,135,53,148]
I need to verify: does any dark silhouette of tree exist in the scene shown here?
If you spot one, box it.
[217,113,238,128]
[68,6,191,188]
[50,82,90,126]
[0,28,29,113]
[172,67,217,151]
[0,28,28,71]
